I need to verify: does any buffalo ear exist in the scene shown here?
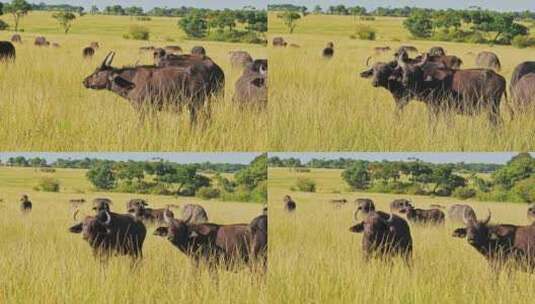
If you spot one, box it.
[112,76,135,90]
[360,70,373,78]
[192,224,214,237]
[153,227,169,237]
[69,223,83,234]
[251,77,265,88]
[349,223,364,233]
[452,228,467,238]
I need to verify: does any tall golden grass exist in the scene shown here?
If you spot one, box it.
[269,167,535,303]
[268,14,535,151]
[0,12,267,151]
[0,167,266,303]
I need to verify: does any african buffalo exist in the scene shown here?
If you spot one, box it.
[394,45,418,57]
[153,211,254,268]
[83,47,95,58]
[446,204,476,224]
[92,198,112,212]
[233,59,267,107]
[69,198,86,206]
[126,199,174,224]
[51,42,60,48]
[399,205,445,225]
[390,199,412,213]
[272,37,287,47]
[528,203,535,223]
[90,42,100,49]
[11,34,22,43]
[510,73,535,108]
[453,210,535,273]
[349,210,412,264]
[510,62,535,90]
[429,46,446,56]
[83,52,223,125]
[34,36,48,46]
[20,195,32,213]
[0,41,16,61]
[475,51,501,71]
[249,214,267,267]
[329,198,348,208]
[69,209,146,261]
[283,195,296,212]
[229,51,253,68]
[353,198,376,220]
[181,204,209,223]
[289,43,301,48]
[191,46,206,56]
[322,42,334,58]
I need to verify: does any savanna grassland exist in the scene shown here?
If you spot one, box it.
[0,166,266,303]
[268,13,535,151]
[0,12,267,151]
[269,167,535,304]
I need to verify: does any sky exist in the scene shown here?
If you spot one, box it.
[32,0,267,10]
[269,152,529,164]
[0,152,260,164]
[268,0,535,12]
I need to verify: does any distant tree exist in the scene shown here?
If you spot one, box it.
[4,0,31,32]
[0,2,4,15]
[179,10,208,38]
[313,5,322,14]
[116,161,144,183]
[342,161,371,190]
[52,11,76,34]
[125,6,143,16]
[89,5,99,14]
[277,10,301,34]
[30,157,47,168]
[403,10,433,38]
[86,163,116,190]
[235,153,267,190]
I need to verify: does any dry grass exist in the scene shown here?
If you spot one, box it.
[0,167,266,303]
[269,167,535,303]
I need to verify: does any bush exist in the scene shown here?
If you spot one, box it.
[453,187,477,200]
[512,35,535,48]
[360,16,375,21]
[196,186,221,200]
[35,177,60,192]
[354,25,376,40]
[40,167,56,173]
[295,177,316,192]
[205,30,265,44]
[124,25,150,40]
[294,168,311,173]
[512,178,535,203]
[0,20,8,31]
[136,16,152,21]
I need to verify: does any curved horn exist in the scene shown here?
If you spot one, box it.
[72,209,79,221]
[106,52,116,66]
[482,209,491,225]
[353,209,360,222]
[164,208,172,224]
[386,213,394,223]
[397,54,408,70]
[259,64,267,75]
[462,209,471,225]
[101,52,112,68]
[103,211,111,225]
[416,53,429,67]
[365,56,372,67]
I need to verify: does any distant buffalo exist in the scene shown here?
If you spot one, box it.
[289,43,301,48]
[394,45,418,57]
[390,199,412,213]
[373,46,391,54]
[272,37,287,47]
[11,34,22,43]
[126,199,174,224]
[510,62,535,109]
[0,41,16,61]
[399,205,445,225]
[69,198,86,206]
[447,204,477,224]
[20,195,32,213]
[191,46,206,56]
[181,204,208,223]
[475,51,501,71]
[322,42,334,58]
[283,195,296,212]
[229,51,253,68]
[329,198,348,208]
[164,45,182,53]
[70,209,146,261]
[90,42,100,49]
[92,198,112,212]
[429,46,446,56]
[233,59,267,107]
[83,47,95,58]
[34,36,48,46]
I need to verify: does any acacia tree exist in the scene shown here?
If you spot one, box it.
[52,11,76,34]
[277,10,301,34]
[4,0,31,32]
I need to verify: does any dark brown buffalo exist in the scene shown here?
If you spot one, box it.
[349,210,412,263]
[0,41,16,61]
[229,51,253,68]
[90,42,100,49]
[283,195,296,212]
[34,36,48,46]
[429,46,446,56]
[510,73,535,108]
[399,205,445,225]
[92,198,112,212]
[69,209,146,260]
[322,42,334,58]
[83,47,95,58]
[126,199,174,224]
[181,204,208,223]
[233,59,267,107]
[249,214,267,267]
[390,198,412,213]
[191,46,206,56]
[20,195,32,213]
[475,51,501,71]
[11,34,22,43]
[154,211,254,267]
[527,203,535,223]
[510,62,535,90]
[329,198,348,208]
[272,37,287,47]
[83,52,223,125]
[453,210,535,272]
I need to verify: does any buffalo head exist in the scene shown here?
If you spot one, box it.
[452,209,492,247]
[83,52,135,94]
[353,198,375,221]
[360,60,400,88]
[69,209,113,242]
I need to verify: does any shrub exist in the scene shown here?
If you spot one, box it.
[136,16,151,21]
[0,20,9,30]
[294,168,311,173]
[295,177,316,192]
[196,186,221,200]
[124,25,150,40]
[40,167,56,173]
[360,16,375,21]
[453,187,477,200]
[512,35,535,48]
[35,177,60,192]
[512,178,535,203]
[354,25,376,40]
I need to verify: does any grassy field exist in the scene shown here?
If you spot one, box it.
[0,167,266,303]
[0,12,267,151]
[269,13,535,151]
[269,167,535,304]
